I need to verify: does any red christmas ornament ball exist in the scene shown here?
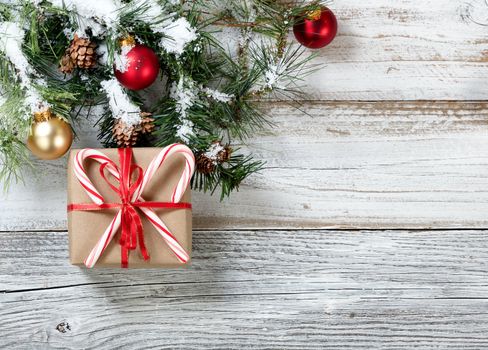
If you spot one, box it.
[114,45,160,90]
[293,7,338,49]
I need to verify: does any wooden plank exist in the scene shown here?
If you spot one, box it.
[1,229,488,348]
[299,0,488,100]
[1,101,488,231]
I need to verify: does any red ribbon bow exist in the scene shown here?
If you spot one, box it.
[68,147,192,268]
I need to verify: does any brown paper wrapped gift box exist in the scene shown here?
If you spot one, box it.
[67,148,192,268]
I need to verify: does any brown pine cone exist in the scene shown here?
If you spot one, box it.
[196,154,216,174]
[113,119,139,147]
[208,141,232,164]
[216,144,232,163]
[112,114,156,147]
[70,34,97,69]
[139,113,155,135]
[60,34,97,72]
[59,52,75,73]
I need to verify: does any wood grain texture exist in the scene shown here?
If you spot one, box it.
[301,0,488,100]
[1,229,488,349]
[1,101,488,231]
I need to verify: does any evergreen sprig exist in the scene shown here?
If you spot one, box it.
[0,0,319,198]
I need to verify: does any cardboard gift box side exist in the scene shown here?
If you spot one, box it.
[67,148,192,268]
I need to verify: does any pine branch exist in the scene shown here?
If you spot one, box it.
[192,149,263,199]
[0,132,32,192]
[0,0,317,198]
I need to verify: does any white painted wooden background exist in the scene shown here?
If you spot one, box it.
[2,1,488,348]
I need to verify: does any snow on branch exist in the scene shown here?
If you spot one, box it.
[100,79,141,125]
[0,21,50,115]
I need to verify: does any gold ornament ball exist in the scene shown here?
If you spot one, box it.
[27,115,73,160]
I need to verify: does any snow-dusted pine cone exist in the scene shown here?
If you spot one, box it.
[196,141,232,174]
[60,34,97,72]
[216,143,232,163]
[196,154,216,174]
[112,114,155,147]
[208,141,232,163]
[113,120,139,147]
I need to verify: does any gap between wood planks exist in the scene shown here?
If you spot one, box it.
[5,286,488,300]
[4,279,488,296]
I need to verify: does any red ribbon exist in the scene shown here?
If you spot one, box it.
[68,148,192,268]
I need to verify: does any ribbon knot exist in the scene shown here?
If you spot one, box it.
[95,148,147,267]
[119,203,146,268]
[68,145,195,268]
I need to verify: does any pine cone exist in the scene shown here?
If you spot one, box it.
[60,34,97,72]
[113,120,139,147]
[216,144,232,163]
[209,140,232,164]
[59,52,75,73]
[196,154,216,174]
[112,114,155,147]
[139,113,155,135]
[196,141,232,174]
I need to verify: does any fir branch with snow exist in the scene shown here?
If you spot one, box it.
[0,0,320,197]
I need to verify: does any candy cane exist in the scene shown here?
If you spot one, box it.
[133,144,195,203]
